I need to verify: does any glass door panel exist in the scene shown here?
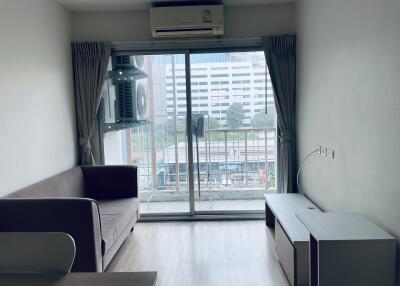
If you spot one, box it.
[103,53,190,214]
[102,49,278,216]
[189,51,277,212]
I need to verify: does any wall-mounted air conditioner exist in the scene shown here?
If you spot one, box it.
[116,78,149,122]
[150,5,224,38]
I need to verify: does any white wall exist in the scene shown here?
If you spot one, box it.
[296,0,400,282]
[0,0,77,195]
[104,131,124,165]
[71,3,296,41]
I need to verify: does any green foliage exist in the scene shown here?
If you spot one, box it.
[251,107,276,128]
[155,118,186,149]
[226,103,244,129]
[204,117,220,130]
[266,165,276,188]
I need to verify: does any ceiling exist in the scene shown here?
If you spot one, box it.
[57,0,295,12]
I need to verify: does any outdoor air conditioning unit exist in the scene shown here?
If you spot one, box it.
[112,55,146,70]
[116,78,149,122]
[150,5,224,38]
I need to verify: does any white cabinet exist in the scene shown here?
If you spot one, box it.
[297,212,397,286]
[265,194,321,286]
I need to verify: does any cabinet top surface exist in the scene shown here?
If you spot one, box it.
[265,193,321,243]
[296,212,395,241]
[0,272,158,286]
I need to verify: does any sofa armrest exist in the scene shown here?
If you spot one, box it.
[81,165,138,200]
[0,198,102,272]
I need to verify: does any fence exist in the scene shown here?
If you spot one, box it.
[132,126,277,193]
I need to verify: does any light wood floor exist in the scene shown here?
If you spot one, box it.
[107,221,290,286]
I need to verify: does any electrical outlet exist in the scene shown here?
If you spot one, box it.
[321,146,328,156]
[316,145,335,159]
[327,148,335,159]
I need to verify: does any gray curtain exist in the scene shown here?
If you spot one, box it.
[90,99,106,165]
[72,42,111,165]
[263,35,297,193]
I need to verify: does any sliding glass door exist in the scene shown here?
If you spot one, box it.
[103,53,192,214]
[189,51,277,213]
[102,48,277,217]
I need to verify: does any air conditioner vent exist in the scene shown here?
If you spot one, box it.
[116,55,131,66]
[113,55,146,70]
[116,79,149,122]
[117,82,134,120]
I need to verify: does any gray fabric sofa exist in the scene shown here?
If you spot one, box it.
[0,165,139,272]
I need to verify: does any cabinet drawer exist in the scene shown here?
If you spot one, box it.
[275,218,295,286]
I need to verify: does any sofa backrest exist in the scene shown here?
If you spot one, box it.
[6,167,86,198]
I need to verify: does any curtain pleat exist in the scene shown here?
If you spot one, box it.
[263,35,297,193]
[72,42,111,165]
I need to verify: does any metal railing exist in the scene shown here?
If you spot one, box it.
[132,126,277,193]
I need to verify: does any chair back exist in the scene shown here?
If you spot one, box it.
[0,232,76,273]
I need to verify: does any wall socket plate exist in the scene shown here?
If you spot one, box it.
[321,146,328,156]
[327,148,335,159]
[316,145,335,159]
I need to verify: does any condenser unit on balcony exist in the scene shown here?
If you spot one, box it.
[116,78,149,122]
[112,55,146,71]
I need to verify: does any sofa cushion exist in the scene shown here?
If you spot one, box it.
[82,166,138,200]
[6,167,86,198]
[97,198,139,255]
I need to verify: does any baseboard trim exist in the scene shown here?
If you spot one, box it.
[139,213,264,222]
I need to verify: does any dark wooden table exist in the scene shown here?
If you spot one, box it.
[0,272,157,286]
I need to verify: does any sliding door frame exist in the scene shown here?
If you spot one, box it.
[111,39,272,219]
[185,51,196,215]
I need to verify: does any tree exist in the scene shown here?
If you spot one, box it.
[205,117,220,130]
[205,116,224,141]
[154,118,186,149]
[226,103,244,129]
[251,107,276,128]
